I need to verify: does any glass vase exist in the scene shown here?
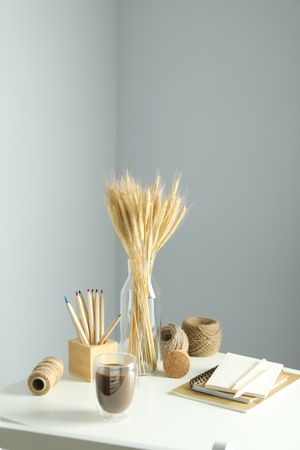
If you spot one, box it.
[120,260,160,375]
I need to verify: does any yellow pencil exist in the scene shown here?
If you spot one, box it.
[64,297,89,345]
[99,314,121,345]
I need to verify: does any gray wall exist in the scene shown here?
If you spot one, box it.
[1,0,299,389]
[0,0,116,387]
[117,0,300,368]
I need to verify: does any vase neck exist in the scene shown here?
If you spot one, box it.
[127,259,156,299]
[127,259,154,274]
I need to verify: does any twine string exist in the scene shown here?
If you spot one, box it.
[160,323,189,358]
[28,356,64,395]
[182,317,222,356]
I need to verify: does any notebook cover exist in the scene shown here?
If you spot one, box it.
[169,371,300,413]
[204,352,261,393]
[190,366,219,388]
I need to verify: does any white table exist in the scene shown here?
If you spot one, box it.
[1,353,300,450]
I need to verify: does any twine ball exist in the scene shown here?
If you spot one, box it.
[163,349,190,378]
[27,356,64,396]
[182,316,222,357]
[160,323,189,359]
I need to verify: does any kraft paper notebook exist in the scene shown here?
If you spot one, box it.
[170,370,300,413]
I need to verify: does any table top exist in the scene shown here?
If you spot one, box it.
[1,353,300,450]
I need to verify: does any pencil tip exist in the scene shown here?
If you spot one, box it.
[79,290,82,294]
[95,289,98,292]
[76,291,78,296]
[101,289,103,293]
[64,296,68,303]
[87,288,90,292]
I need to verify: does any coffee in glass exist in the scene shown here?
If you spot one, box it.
[94,353,136,420]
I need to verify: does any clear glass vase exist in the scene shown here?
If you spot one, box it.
[120,260,160,375]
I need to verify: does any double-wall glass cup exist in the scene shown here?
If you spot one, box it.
[94,352,137,420]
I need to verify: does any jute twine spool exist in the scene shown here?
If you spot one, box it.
[182,316,222,357]
[160,323,189,359]
[27,356,64,396]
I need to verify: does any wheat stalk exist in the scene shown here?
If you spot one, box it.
[106,172,188,373]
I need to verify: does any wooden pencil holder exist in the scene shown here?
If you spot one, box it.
[68,338,118,382]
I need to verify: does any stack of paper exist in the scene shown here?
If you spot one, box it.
[204,353,283,399]
[169,352,300,413]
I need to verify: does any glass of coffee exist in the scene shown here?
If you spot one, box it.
[94,352,137,420]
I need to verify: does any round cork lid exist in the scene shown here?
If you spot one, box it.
[163,349,190,378]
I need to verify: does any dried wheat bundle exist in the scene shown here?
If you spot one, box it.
[106,172,188,373]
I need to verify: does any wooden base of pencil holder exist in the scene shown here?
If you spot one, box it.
[68,338,118,382]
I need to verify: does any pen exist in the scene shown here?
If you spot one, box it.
[234,365,272,398]
[233,359,267,391]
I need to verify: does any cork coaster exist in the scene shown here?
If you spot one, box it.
[163,349,190,378]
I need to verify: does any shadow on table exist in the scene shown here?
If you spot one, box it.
[26,408,106,424]
[1,382,30,397]
[1,376,87,397]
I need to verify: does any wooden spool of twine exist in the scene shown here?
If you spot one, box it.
[182,316,222,357]
[27,356,64,396]
[160,323,189,359]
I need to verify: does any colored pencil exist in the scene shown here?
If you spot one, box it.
[100,289,105,338]
[87,289,94,344]
[99,314,121,345]
[76,291,90,343]
[64,297,89,345]
[94,289,100,344]
[78,290,89,323]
